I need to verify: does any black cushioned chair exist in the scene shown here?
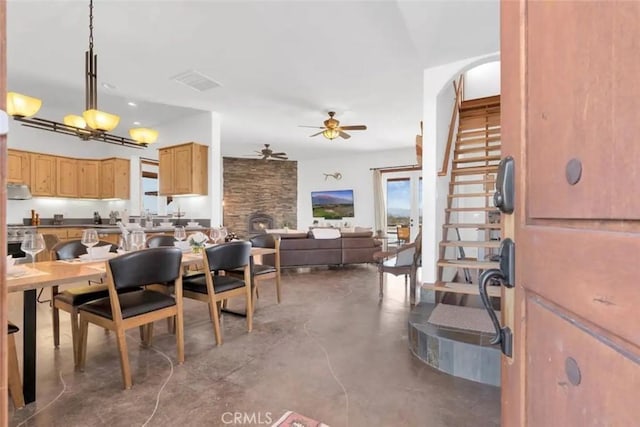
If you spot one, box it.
[77,247,184,389]
[147,235,176,248]
[182,241,252,345]
[51,239,120,365]
[227,234,282,311]
[8,323,24,408]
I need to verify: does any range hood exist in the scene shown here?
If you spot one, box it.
[7,183,32,200]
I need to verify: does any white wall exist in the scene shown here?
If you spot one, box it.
[297,147,416,230]
[421,52,500,289]
[463,61,501,100]
[6,108,220,224]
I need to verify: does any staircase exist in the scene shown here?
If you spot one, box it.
[423,94,502,299]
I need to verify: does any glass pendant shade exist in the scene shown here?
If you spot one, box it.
[83,109,120,131]
[63,114,87,129]
[322,129,340,140]
[129,127,159,144]
[7,92,42,118]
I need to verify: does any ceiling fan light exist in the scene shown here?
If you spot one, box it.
[83,109,120,132]
[7,92,42,118]
[322,129,340,140]
[63,114,87,129]
[129,127,159,144]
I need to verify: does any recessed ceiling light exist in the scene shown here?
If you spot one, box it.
[127,101,137,107]
[101,82,116,90]
[133,121,141,125]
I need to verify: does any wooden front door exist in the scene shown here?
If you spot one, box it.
[501,1,640,425]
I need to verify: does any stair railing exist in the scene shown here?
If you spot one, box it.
[438,74,464,177]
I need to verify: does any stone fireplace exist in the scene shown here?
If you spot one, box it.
[223,157,297,239]
[248,213,274,236]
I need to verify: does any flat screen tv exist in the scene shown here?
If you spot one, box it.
[311,189,355,219]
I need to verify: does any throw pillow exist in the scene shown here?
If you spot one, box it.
[311,228,341,239]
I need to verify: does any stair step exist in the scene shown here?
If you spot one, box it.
[453,155,502,164]
[457,129,501,139]
[456,138,502,148]
[460,107,501,119]
[448,192,493,198]
[423,281,501,297]
[437,259,500,269]
[440,240,501,248]
[458,118,501,130]
[460,95,501,111]
[444,223,501,229]
[450,178,496,186]
[455,145,502,155]
[446,207,499,213]
[452,165,499,175]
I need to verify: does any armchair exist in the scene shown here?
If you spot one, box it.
[374,228,421,304]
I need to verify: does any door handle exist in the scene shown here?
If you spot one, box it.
[494,156,514,214]
[479,238,515,357]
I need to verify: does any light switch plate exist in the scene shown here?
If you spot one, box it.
[0,110,8,135]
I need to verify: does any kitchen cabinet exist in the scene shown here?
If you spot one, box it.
[56,157,78,197]
[30,154,57,196]
[158,142,208,196]
[100,158,130,199]
[78,160,101,198]
[7,149,30,184]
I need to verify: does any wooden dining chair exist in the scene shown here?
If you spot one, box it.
[227,234,282,312]
[51,239,120,365]
[77,247,184,389]
[146,235,176,248]
[182,241,252,345]
[8,323,25,408]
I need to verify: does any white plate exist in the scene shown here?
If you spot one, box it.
[79,253,118,261]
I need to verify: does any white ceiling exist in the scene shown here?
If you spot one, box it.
[6,0,499,161]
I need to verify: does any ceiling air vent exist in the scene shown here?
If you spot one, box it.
[170,70,221,92]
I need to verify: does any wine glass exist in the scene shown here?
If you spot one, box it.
[219,227,228,243]
[209,227,221,244]
[174,226,186,242]
[81,229,99,260]
[21,233,46,267]
[130,230,147,251]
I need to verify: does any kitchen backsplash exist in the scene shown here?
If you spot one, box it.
[7,198,129,224]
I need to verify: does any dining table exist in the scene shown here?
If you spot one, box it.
[6,246,275,404]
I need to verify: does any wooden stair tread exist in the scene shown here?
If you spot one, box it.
[460,108,501,119]
[448,192,493,198]
[458,129,501,139]
[455,145,502,155]
[440,240,501,248]
[450,179,496,186]
[437,259,500,269]
[452,165,499,175]
[444,223,501,229]
[423,282,501,297]
[456,138,502,148]
[460,95,501,110]
[453,155,502,163]
[446,207,499,212]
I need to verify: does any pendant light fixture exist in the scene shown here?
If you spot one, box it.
[6,0,158,147]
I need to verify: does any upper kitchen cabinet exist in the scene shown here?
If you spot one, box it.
[100,158,130,199]
[30,154,57,196]
[7,149,30,184]
[159,142,208,196]
[78,160,101,198]
[56,157,78,197]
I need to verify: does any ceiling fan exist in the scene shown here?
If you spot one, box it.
[300,111,367,140]
[247,144,288,160]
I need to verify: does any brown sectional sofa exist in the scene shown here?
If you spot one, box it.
[262,231,381,268]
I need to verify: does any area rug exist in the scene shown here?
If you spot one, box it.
[427,304,499,334]
[271,411,330,427]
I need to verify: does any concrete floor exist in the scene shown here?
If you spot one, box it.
[8,265,500,427]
